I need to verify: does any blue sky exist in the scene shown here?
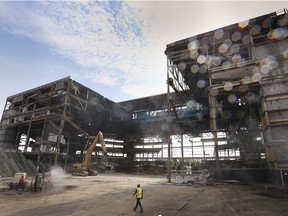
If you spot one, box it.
[0,1,287,112]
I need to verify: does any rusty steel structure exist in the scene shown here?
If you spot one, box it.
[1,9,288,185]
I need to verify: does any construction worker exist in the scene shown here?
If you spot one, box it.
[132,183,144,213]
[18,175,25,191]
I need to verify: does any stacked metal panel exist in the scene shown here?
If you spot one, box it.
[260,76,288,169]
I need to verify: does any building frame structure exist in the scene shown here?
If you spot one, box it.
[0,9,288,185]
[165,8,288,185]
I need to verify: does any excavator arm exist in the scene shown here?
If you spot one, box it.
[72,131,107,176]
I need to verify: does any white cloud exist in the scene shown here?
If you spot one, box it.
[0,1,286,102]
[85,67,124,86]
[0,1,167,99]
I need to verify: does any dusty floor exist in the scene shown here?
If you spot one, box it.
[0,172,288,216]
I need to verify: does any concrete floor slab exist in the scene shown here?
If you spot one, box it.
[0,173,287,216]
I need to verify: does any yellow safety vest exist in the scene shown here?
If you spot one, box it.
[136,187,143,198]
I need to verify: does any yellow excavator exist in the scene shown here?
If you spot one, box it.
[72,131,107,176]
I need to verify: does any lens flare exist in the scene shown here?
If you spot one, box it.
[231,31,242,41]
[201,37,210,45]
[191,64,199,73]
[260,65,269,74]
[200,44,209,53]
[236,59,247,68]
[230,44,240,54]
[197,80,206,88]
[197,55,206,64]
[238,85,248,93]
[232,54,241,63]
[224,39,232,47]
[268,28,288,40]
[260,55,278,74]
[188,40,199,51]
[219,39,232,54]
[187,100,202,110]
[212,56,222,66]
[238,20,249,28]
[210,88,219,96]
[189,50,199,59]
[186,99,197,108]
[219,43,229,53]
[245,92,259,103]
[251,72,262,82]
[214,29,224,39]
[199,64,208,74]
[277,14,288,26]
[222,60,232,68]
[228,94,237,104]
[242,34,251,45]
[250,24,261,35]
[224,82,233,91]
[241,76,251,85]
[205,55,213,66]
[178,62,186,71]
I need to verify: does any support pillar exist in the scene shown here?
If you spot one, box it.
[209,93,220,169]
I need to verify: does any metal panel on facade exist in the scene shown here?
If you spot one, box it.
[266,140,288,165]
[260,83,288,96]
[262,99,288,111]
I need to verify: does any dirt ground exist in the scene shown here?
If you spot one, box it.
[0,172,288,216]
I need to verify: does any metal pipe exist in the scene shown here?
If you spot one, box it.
[166,57,172,183]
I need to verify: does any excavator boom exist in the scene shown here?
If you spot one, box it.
[72,131,107,176]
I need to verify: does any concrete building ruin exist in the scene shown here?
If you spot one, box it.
[1,9,288,185]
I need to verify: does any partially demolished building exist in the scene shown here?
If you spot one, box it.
[165,8,288,184]
[1,9,288,185]
[0,77,133,174]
